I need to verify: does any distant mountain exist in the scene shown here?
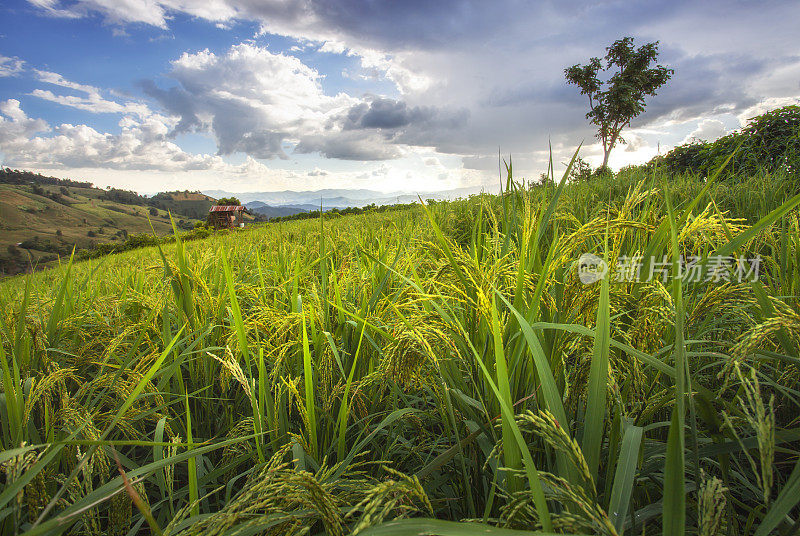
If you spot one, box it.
[246,204,309,218]
[205,186,484,209]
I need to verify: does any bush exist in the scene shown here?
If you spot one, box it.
[651,105,800,177]
[87,230,96,237]
[568,157,593,182]
[149,207,159,216]
[20,237,39,249]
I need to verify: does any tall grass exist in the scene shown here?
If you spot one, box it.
[1,166,799,535]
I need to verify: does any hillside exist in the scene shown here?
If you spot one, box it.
[151,190,217,219]
[0,175,205,275]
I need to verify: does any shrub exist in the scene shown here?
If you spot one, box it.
[652,105,800,177]
[20,237,39,249]
[568,156,593,182]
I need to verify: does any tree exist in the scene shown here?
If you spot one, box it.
[565,37,673,169]
[568,156,592,182]
[217,197,241,206]
[149,207,159,216]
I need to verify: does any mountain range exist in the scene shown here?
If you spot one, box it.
[203,186,485,211]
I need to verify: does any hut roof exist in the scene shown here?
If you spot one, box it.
[209,205,245,212]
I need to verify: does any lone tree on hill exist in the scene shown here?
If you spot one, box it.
[565,37,673,170]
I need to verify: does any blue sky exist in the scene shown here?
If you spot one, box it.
[0,0,798,194]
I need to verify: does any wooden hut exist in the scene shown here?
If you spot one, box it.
[208,205,245,229]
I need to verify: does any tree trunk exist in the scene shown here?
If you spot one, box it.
[602,130,621,169]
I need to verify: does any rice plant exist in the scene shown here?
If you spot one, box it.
[1,164,799,535]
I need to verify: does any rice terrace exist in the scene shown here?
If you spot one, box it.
[1,2,800,535]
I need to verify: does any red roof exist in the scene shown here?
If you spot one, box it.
[209,205,245,212]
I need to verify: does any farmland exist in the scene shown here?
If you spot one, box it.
[1,163,800,536]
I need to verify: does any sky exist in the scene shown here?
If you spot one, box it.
[0,0,798,195]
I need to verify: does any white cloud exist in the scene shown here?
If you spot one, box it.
[737,97,800,126]
[0,99,221,171]
[156,43,368,158]
[142,43,462,161]
[0,99,50,145]
[30,69,153,118]
[623,132,648,153]
[346,47,432,94]
[682,118,727,143]
[0,55,25,77]
[318,40,347,54]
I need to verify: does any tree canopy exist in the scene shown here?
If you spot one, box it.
[565,37,673,169]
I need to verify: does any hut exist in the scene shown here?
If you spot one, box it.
[208,205,245,229]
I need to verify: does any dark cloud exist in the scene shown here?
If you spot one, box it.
[342,96,466,136]
[138,79,200,135]
[26,0,800,179]
[294,131,402,160]
[639,51,772,122]
[344,97,427,129]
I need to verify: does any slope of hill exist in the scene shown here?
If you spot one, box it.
[151,190,216,219]
[0,180,203,275]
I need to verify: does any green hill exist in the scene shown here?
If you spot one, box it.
[150,190,217,219]
[0,172,207,275]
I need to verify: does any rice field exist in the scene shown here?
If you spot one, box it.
[1,162,800,535]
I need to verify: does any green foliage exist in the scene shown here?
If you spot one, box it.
[565,37,673,168]
[568,157,592,182]
[0,167,93,188]
[1,163,799,535]
[269,202,417,223]
[99,187,150,206]
[652,105,800,178]
[217,196,241,206]
[77,226,215,260]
